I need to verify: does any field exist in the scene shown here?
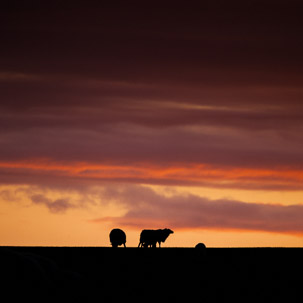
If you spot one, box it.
[1,246,302,301]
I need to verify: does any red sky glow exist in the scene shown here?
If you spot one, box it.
[1,1,303,247]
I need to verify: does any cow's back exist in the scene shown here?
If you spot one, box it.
[140,229,158,244]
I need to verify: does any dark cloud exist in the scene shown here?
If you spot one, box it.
[1,84,303,130]
[1,0,302,105]
[2,1,302,78]
[0,118,303,191]
[0,1,303,192]
[0,117,302,169]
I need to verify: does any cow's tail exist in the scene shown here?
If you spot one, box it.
[138,241,142,248]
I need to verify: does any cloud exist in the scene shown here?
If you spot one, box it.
[90,185,303,235]
[0,75,303,182]
[2,182,303,235]
[0,157,303,191]
[0,112,303,166]
[1,2,303,196]
[0,72,40,82]
[1,77,303,131]
[30,194,74,213]
[2,1,302,83]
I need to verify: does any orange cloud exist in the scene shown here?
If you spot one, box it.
[0,159,302,190]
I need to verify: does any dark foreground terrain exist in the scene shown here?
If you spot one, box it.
[1,246,302,302]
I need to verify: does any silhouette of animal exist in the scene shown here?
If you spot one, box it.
[195,243,207,257]
[138,228,174,248]
[109,228,126,248]
[195,243,206,249]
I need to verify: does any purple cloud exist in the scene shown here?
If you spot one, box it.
[31,194,74,213]
[91,185,303,235]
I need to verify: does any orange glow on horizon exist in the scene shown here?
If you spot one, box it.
[1,181,303,247]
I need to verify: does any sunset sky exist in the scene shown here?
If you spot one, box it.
[1,1,303,247]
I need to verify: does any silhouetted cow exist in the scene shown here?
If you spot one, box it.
[109,228,126,248]
[138,228,174,248]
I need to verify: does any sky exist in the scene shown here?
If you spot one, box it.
[1,1,303,247]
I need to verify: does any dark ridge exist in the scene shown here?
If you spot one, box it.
[1,246,302,301]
